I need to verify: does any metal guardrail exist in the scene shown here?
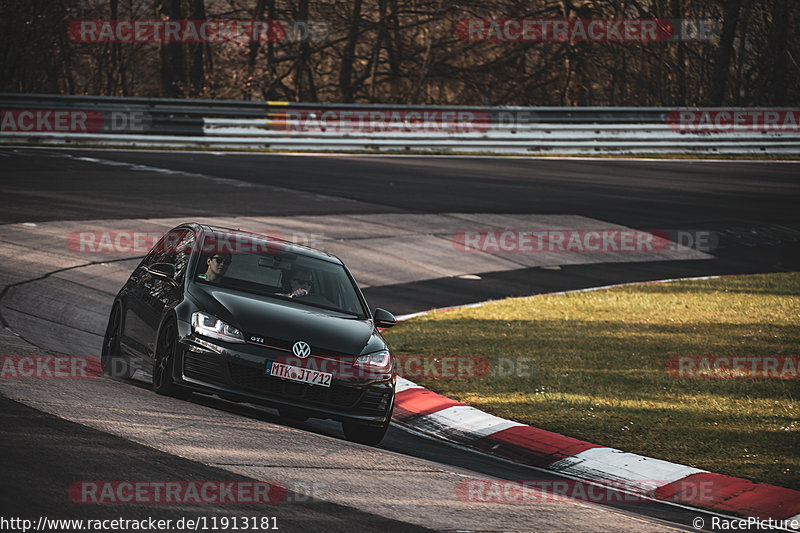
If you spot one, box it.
[1,93,799,154]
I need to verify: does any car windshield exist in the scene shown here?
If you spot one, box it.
[193,232,367,318]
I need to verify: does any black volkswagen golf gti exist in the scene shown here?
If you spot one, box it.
[101,223,398,445]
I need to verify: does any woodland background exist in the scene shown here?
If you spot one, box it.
[1,0,797,106]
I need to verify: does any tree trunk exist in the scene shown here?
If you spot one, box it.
[156,0,185,98]
[386,0,401,102]
[670,0,686,106]
[340,0,363,102]
[107,0,121,95]
[368,0,389,102]
[707,0,743,106]
[295,0,317,101]
[772,0,789,105]
[187,0,206,97]
[245,0,268,100]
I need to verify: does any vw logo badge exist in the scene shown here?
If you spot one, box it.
[292,341,311,358]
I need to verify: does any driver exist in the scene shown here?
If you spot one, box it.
[198,252,231,283]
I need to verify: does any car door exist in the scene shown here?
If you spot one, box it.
[125,229,194,359]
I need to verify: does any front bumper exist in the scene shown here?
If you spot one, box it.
[175,330,395,425]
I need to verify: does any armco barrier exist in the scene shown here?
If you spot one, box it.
[1,93,799,154]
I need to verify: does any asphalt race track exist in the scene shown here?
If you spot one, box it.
[2,149,798,314]
[1,147,799,532]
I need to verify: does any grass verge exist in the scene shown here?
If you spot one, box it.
[383,273,800,490]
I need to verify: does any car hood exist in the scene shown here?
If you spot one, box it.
[188,284,384,356]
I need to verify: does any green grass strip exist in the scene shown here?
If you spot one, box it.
[383,273,800,490]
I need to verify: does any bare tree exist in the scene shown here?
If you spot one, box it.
[707,0,743,105]
[156,0,185,97]
[339,0,363,102]
[2,0,797,106]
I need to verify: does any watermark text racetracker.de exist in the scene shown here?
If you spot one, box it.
[667,109,800,132]
[71,481,286,504]
[66,229,326,254]
[457,478,721,505]
[397,356,536,380]
[69,19,331,43]
[457,19,720,42]
[269,354,537,380]
[69,479,327,505]
[452,229,717,253]
[667,356,800,379]
[0,356,102,379]
[271,108,490,133]
[1,110,149,133]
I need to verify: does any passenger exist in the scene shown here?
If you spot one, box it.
[284,266,313,298]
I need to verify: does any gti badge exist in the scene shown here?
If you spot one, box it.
[292,341,311,358]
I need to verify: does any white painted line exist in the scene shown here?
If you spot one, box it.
[541,275,723,298]
[422,405,524,440]
[396,301,489,322]
[549,447,706,488]
[15,146,800,162]
[71,156,260,188]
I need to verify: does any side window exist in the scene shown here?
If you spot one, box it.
[142,229,190,275]
[173,231,195,284]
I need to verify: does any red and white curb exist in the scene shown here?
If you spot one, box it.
[390,278,799,524]
[392,377,800,523]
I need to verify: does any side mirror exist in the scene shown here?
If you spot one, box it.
[373,308,397,329]
[148,263,178,286]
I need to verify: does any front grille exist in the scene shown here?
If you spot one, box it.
[184,350,225,384]
[228,362,363,408]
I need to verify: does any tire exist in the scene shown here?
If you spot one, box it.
[101,305,134,379]
[342,398,393,446]
[342,419,390,446]
[153,320,191,399]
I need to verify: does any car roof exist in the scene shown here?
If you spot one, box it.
[192,223,343,265]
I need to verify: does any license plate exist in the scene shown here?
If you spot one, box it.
[265,361,332,388]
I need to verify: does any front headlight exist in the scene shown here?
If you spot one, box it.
[191,312,245,343]
[354,350,393,373]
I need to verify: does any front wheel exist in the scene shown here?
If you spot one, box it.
[153,320,191,399]
[342,419,391,446]
[342,398,393,446]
